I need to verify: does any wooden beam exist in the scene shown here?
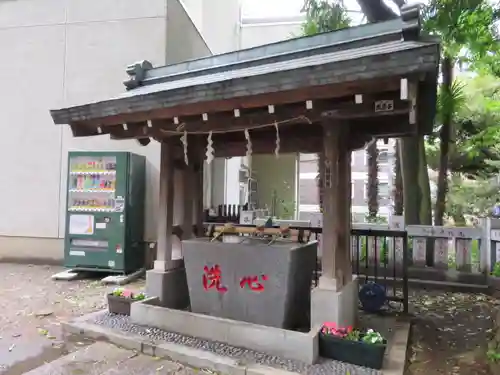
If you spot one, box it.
[63,77,403,127]
[102,93,409,140]
[74,90,408,138]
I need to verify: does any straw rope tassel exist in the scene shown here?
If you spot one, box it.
[206,131,214,164]
[180,130,189,165]
[274,122,280,158]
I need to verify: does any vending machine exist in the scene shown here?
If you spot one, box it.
[64,151,146,274]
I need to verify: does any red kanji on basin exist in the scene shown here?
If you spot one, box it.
[240,274,268,292]
[202,264,228,293]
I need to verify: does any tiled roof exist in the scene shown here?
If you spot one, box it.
[49,4,439,126]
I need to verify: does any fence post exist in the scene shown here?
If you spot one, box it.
[479,217,491,273]
[490,218,500,272]
[388,215,404,266]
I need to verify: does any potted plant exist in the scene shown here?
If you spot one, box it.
[107,288,146,316]
[319,322,386,369]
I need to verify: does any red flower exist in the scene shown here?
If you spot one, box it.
[321,322,351,338]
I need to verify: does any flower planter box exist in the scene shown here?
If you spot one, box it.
[319,333,386,369]
[107,294,134,315]
[489,276,500,290]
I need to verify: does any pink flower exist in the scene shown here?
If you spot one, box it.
[121,290,133,298]
[321,322,352,338]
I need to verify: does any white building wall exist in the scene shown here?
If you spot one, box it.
[240,21,302,48]
[0,0,216,262]
[202,0,242,53]
[0,0,310,261]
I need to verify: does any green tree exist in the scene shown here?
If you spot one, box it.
[422,0,500,225]
[426,74,500,179]
[358,0,500,226]
[366,140,379,220]
[426,73,500,222]
[393,140,404,216]
[302,0,351,35]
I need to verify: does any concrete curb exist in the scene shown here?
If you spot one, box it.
[382,321,410,375]
[61,316,299,375]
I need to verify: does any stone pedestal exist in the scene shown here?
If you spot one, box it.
[146,267,190,309]
[310,276,358,328]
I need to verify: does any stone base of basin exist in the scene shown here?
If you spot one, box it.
[145,267,190,309]
[130,297,320,364]
[182,238,317,329]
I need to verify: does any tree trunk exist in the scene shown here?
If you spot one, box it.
[418,139,433,225]
[434,56,454,226]
[393,139,404,215]
[400,138,421,225]
[366,140,379,220]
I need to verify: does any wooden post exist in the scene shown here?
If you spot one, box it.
[155,138,176,271]
[181,163,194,240]
[320,122,352,290]
[192,138,205,236]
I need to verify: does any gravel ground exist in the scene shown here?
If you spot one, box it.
[0,263,145,374]
[406,289,500,375]
[0,263,144,341]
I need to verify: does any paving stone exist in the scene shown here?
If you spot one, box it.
[23,342,134,375]
[100,353,191,375]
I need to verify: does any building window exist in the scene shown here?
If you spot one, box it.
[379,182,390,199]
[378,149,389,166]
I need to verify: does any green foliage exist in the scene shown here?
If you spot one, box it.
[421,1,500,224]
[364,214,387,224]
[445,176,500,218]
[492,262,500,277]
[422,0,500,70]
[487,348,500,363]
[302,0,351,35]
[345,329,361,341]
[426,75,500,177]
[111,288,146,300]
[362,329,385,345]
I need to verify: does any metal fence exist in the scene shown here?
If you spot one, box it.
[202,222,410,314]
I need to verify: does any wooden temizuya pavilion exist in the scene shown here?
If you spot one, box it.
[51,4,439,329]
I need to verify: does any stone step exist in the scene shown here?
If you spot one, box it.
[23,341,191,375]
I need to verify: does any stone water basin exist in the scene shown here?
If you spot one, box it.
[182,237,317,329]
